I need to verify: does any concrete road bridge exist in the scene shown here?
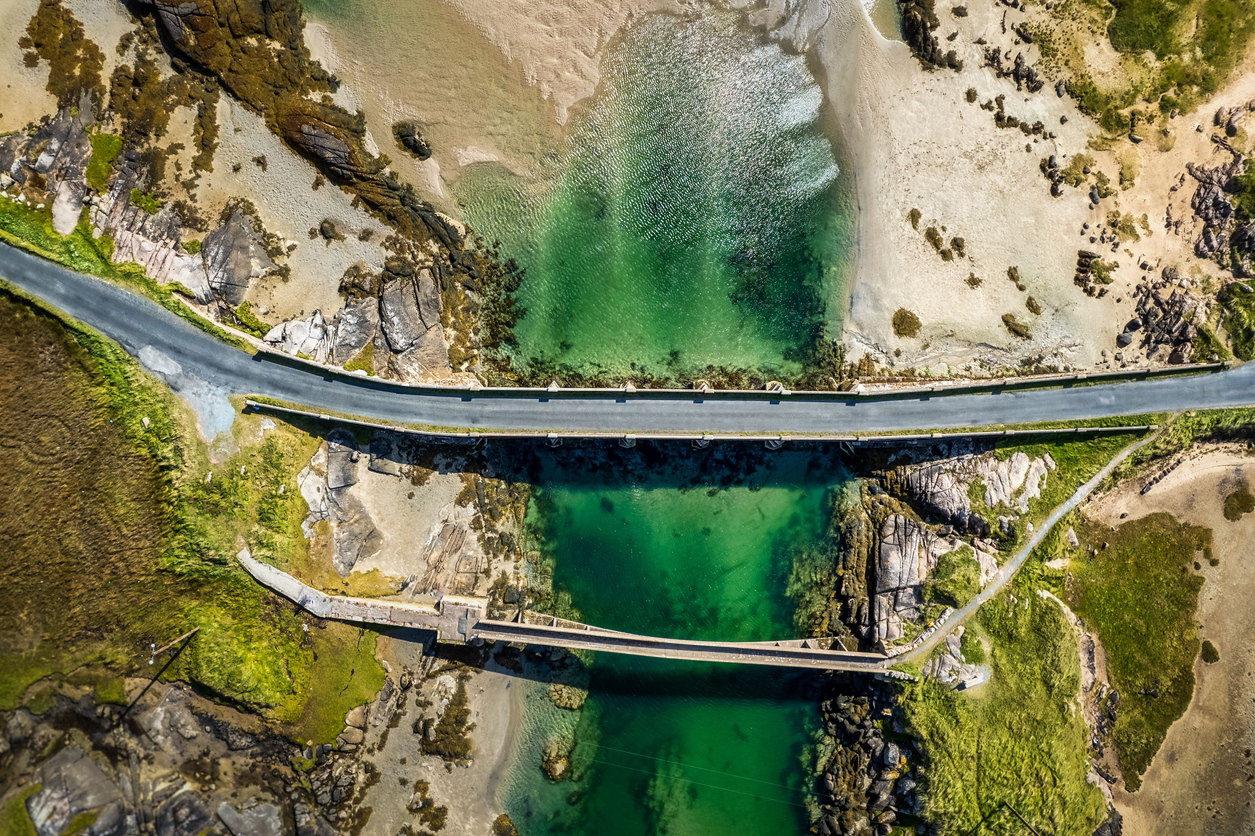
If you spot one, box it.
[4,241,1255,440]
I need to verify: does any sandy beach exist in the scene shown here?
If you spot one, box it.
[1086,449,1255,836]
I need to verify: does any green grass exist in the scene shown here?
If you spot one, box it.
[129,188,162,215]
[184,239,202,256]
[1223,483,1254,520]
[0,198,253,353]
[0,286,383,744]
[1219,284,1255,360]
[85,133,121,193]
[0,784,41,836]
[343,342,376,375]
[901,569,1106,835]
[1065,513,1210,791]
[924,546,980,607]
[231,300,269,338]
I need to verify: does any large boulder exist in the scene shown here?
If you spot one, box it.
[26,746,125,836]
[393,325,450,380]
[379,277,426,353]
[201,209,277,305]
[331,298,379,365]
[217,803,284,836]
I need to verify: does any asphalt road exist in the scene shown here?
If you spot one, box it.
[5,240,1255,436]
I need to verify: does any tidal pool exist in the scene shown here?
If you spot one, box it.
[498,447,853,835]
[458,9,855,380]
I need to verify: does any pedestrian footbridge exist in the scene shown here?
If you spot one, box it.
[238,551,886,672]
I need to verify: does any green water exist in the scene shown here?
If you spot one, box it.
[500,448,851,836]
[458,11,855,379]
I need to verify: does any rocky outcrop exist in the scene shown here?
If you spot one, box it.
[899,0,963,70]
[892,449,1054,526]
[331,298,380,365]
[27,746,126,836]
[0,95,94,235]
[873,514,958,642]
[392,121,433,161]
[216,802,284,836]
[263,311,333,363]
[814,677,920,836]
[323,431,380,575]
[201,209,278,306]
[921,625,982,686]
[1131,283,1200,364]
[1187,135,1251,275]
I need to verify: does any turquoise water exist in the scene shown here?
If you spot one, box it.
[499,448,852,836]
[458,10,855,379]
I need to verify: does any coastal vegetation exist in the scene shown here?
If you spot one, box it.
[85,132,122,193]
[923,546,980,607]
[1201,639,1221,663]
[1035,0,1255,132]
[0,197,251,351]
[1223,481,1255,520]
[901,568,1105,834]
[893,308,923,338]
[1064,513,1211,790]
[0,287,383,744]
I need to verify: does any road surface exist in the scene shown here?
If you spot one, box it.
[4,240,1254,437]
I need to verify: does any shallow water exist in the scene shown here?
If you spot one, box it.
[457,10,855,379]
[499,449,851,835]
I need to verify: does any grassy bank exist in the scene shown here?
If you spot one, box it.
[962,430,1147,555]
[1063,513,1210,791]
[901,569,1106,834]
[0,197,253,353]
[0,287,382,744]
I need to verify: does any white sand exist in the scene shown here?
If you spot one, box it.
[193,95,390,322]
[0,0,59,132]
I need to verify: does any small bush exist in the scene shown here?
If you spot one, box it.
[909,208,922,229]
[966,273,983,288]
[129,188,162,214]
[1002,313,1030,339]
[86,133,122,192]
[951,236,966,257]
[893,308,923,338]
[1201,640,1220,664]
[1223,483,1255,521]
[183,239,201,255]
[1026,296,1043,315]
[924,226,945,251]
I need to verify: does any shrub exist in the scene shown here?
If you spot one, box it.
[86,133,121,192]
[1223,482,1254,520]
[129,188,162,214]
[909,208,922,229]
[1002,313,1030,338]
[1026,296,1043,315]
[893,308,922,338]
[183,239,201,255]
[1201,640,1220,663]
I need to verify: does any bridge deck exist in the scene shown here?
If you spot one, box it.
[473,619,885,671]
[237,552,887,671]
